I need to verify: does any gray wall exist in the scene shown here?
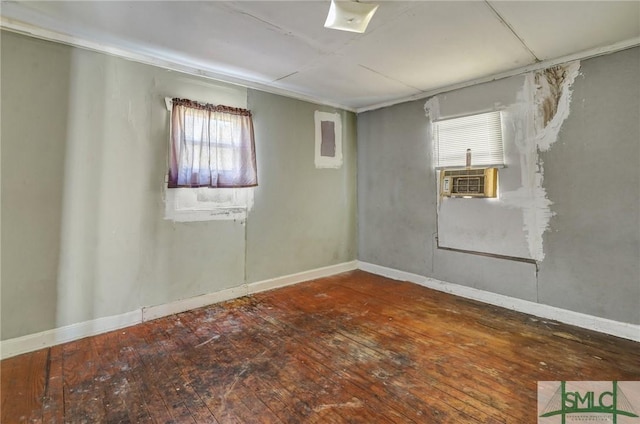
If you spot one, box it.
[358,47,640,325]
[1,31,356,340]
[537,48,640,322]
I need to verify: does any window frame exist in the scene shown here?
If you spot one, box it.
[163,97,255,222]
[181,113,238,175]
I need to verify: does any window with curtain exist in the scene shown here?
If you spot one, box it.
[168,98,258,188]
[433,110,504,169]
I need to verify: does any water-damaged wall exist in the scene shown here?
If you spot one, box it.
[358,47,639,324]
[427,63,580,262]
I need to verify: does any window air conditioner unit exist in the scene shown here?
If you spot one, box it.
[440,168,498,198]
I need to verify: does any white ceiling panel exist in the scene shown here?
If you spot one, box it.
[2,1,323,82]
[489,1,640,60]
[1,0,638,111]
[272,56,422,109]
[340,1,536,93]
[220,1,361,55]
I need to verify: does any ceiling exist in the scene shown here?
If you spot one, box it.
[1,1,639,112]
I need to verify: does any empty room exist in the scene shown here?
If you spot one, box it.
[1,1,639,423]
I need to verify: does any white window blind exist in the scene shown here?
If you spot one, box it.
[434,110,504,169]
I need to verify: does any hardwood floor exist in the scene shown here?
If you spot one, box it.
[2,270,639,423]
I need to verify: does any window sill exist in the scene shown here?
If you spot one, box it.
[164,187,253,222]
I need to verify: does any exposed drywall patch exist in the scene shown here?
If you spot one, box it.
[426,89,534,259]
[502,61,580,261]
[423,96,441,122]
[534,62,581,152]
[501,185,554,261]
[537,67,565,127]
[426,63,579,262]
[314,111,343,169]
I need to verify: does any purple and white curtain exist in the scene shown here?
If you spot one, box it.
[168,98,257,188]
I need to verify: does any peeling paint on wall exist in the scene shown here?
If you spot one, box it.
[534,62,580,152]
[424,96,441,122]
[502,61,580,261]
[426,62,580,262]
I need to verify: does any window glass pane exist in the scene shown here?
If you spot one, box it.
[217,147,235,172]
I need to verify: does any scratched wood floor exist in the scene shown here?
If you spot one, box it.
[2,270,639,423]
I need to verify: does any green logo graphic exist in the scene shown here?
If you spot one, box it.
[540,381,639,423]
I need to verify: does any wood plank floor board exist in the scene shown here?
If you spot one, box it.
[264,280,544,410]
[155,312,261,424]
[62,337,109,423]
[0,347,48,423]
[156,315,244,422]
[118,326,178,424]
[292,274,639,378]
[218,310,407,424]
[330,274,638,361]
[42,345,64,424]
[253,282,524,419]
[149,318,222,424]
[240,373,307,424]
[90,331,140,424]
[235,307,419,422]
[129,323,200,424]
[242,301,487,423]
[1,355,20,421]
[338,275,638,379]
[179,307,344,424]
[2,270,639,423]
[247,295,500,423]
[125,322,195,424]
[255,327,413,423]
[190,301,397,423]
[104,329,156,424]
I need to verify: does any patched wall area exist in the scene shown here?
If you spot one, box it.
[358,47,640,324]
[537,47,640,323]
[427,62,580,262]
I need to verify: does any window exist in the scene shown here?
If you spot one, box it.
[165,98,257,222]
[433,110,504,169]
[168,98,257,188]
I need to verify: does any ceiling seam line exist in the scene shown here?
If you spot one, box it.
[273,71,298,83]
[358,64,424,92]
[484,0,540,63]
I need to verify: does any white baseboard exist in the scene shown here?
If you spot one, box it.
[358,261,640,342]
[248,261,359,295]
[0,310,142,360]
[141,285,248,322]
[0,260,358,360]
[142,261,358,322]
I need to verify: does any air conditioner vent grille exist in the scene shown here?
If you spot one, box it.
[440,168,498,198]
[446,169,486,177]
[454,176,483,194]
